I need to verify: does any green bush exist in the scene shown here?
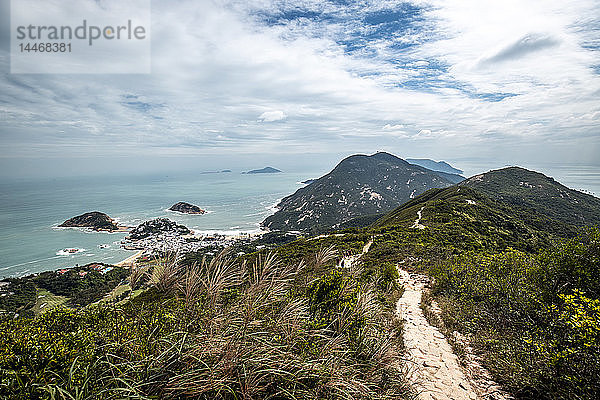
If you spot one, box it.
[1,248,409,400]
[429,228,600,399]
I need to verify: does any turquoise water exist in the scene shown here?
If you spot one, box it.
[0,170,318,278]
[1,163,598,279]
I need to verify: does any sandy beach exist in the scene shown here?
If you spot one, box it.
[116,250,144,267]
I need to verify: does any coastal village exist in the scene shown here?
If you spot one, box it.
[56,205,261,272]
[0,204,262,320]
[120,229,257,260]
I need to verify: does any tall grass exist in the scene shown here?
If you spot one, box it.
[0,246,410,399]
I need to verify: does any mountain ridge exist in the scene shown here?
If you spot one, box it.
[460,167,600,227]
[262,152,457,232]
[406,158,463,175]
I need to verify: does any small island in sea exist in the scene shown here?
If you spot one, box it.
[243,166,282,174]
[59,211,128,232]
[169,202,206,215]
[128,218,191,240]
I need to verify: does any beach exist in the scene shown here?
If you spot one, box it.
[116,250,144,267]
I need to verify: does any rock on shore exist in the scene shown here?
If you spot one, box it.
[129,218,191,240]
[59,212,119,231]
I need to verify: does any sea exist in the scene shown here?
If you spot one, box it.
[1,162,599,279]
[0,170,320,279]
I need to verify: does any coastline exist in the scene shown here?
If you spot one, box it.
[115,250,144,267]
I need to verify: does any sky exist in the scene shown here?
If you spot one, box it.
[0,0,599,178]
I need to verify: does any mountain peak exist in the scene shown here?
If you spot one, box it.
[262,152,455,232]
[406,158,463,175]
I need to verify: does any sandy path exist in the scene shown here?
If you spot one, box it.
[338,239,373,269]
[397,268,478,400]
[339,237,500,399]
[411,206,426,229]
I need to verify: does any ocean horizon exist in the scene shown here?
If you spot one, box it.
[0,169,321,279]
[1,162,599,279]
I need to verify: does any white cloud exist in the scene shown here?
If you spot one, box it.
[405,60,430,68]
[258,110,287,122]
[383,124,405,130]
[478,33,560,66]
[0,0,598,168]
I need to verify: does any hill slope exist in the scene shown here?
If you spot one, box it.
[460,167,600,227]
[373,186,560,251]
[262,152,456,232]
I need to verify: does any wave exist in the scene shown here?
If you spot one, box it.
[1,255,66,271]
[56,248,86,256]
[51,225,125,235]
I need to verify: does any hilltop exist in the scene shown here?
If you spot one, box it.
[262,152,457,232]
[461,167,600,227]
[374,166,600,242]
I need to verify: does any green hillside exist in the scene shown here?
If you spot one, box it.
[1,165,599,400]
[461,167,600,227]
[263,152,456,232]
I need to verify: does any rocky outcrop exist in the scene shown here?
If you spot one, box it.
[129,218,191,240]
[169,202,206,214]
[59,212,119,231]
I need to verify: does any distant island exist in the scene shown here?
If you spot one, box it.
[59,211,124,232]
[200,170,232,174]
[169,202,206,215]
[244,167,282,174]
[406,158,463,175]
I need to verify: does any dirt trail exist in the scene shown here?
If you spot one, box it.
[397,268,478,400]
[411,206,426,229]
[346,233,508,399]
[338,239,373,269]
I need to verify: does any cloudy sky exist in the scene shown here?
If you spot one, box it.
[0,0,599,177]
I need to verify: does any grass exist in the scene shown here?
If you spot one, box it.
[32,289,69,316]
[0,246,410,400]
[95,283,131,305]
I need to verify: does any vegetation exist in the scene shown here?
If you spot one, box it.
[34,265,129,307]
[0,279,37,318]
[426,229,600,399]
[0,246,409,399]
[0,264,129,318]
[2,164,599,399]
[462,167,600,228]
